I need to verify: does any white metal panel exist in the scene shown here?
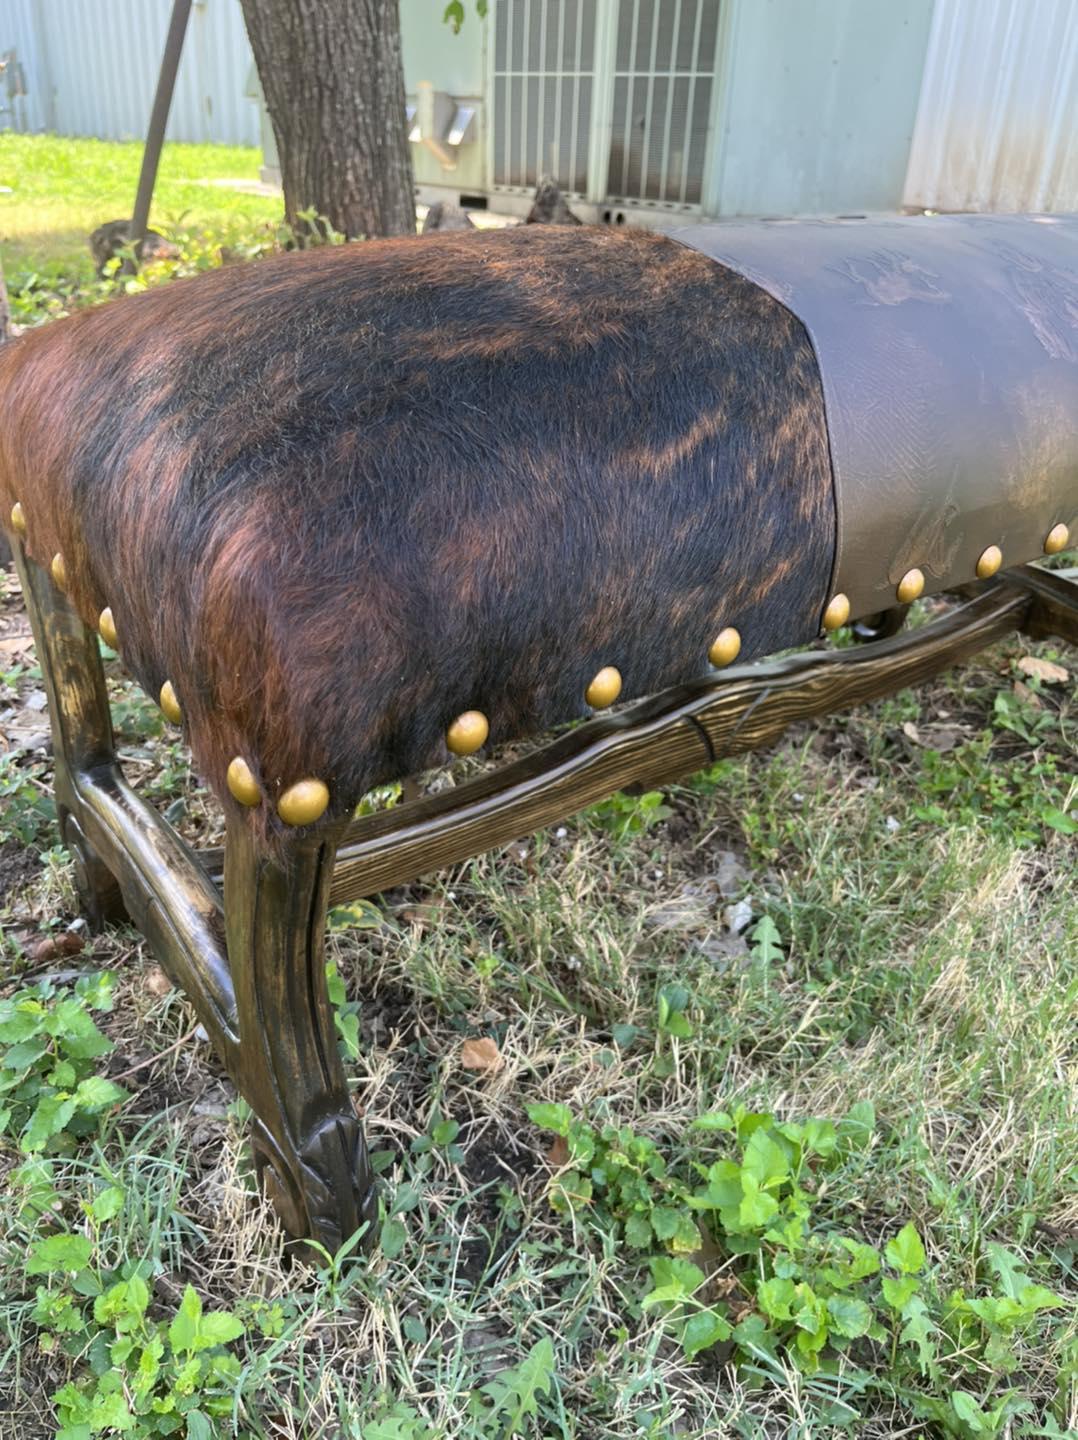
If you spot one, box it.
[904,0,1078,214]
[0,0,51,130]
[0,0,258,145]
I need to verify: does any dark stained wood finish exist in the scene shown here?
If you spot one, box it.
[224,818,378,1257]
[327,577,1044,904]
[11,536,1076,1259]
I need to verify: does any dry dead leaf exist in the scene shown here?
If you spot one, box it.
[1017,655,1070,685]
[144,965,173,998]
[400,899,446,929]
[1013,680,1043,709]
[32,932,84,963]
[459,1036,503,1073]
[545,1135,570,1167]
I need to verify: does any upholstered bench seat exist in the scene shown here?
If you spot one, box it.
[1,217,1075,1255]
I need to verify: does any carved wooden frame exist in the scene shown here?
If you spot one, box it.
[11,534,1077,1257]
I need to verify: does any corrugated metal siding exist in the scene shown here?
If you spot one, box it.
[0,0,50,131]
[903,0,1078,214]
[0,0,258,145]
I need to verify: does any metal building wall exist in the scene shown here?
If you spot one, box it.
[903,0,1078,214]
[0,0,258,145]
[711,0,936,217]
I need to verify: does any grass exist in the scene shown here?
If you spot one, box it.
[0,134,1076,1439]
[0,132,283,317]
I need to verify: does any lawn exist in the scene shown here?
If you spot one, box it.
[0,133,283,319]
[0,136,1076,1440]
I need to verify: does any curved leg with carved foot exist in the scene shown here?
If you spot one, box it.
[12,544,129,931]
[224,818,378,1258]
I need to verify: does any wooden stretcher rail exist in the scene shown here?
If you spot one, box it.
[327,573,1065,905]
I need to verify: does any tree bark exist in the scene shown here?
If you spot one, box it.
[240,0,415,241]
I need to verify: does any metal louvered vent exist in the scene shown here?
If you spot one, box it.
[608,0,720,206]
[492,0,598,195]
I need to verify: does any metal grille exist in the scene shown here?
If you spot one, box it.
[608,0,720,206]
[492,1,598,194]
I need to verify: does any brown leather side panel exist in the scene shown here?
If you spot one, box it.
[673,214,1078,623]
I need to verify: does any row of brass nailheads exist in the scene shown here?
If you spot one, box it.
[820,529,1070,632]
[11,501,1072,822]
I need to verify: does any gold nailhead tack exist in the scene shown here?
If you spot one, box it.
[446,710,490,756]
[976,544,1003,579]
[585,666,622,709]
[159,680,182,725]
[10,502,26,537]
[896,568,925,604]
[227,756,262,807]
[709,627,742,668]
[277,777,330,826]
[98,607,118,649]
[50,553,67,591]
[822,593,850,631]
[1044,523,1069,555]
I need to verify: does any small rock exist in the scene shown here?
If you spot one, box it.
[724,898,754,934]
[714,850,750,898]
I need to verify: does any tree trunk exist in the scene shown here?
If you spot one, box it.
[240,0,415,241]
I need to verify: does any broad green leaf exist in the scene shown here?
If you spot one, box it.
[327,899,384,931]
[680,1308,732,1357]
[742,1129,790,1185]
[324,962,346,1005]
[526,1102,572,1136]
[624,1212,652,1249]
[649,1206,686,1242]
[0,1001,46,1044]
[26,1232,93,1275]
[381,1216,407,1259]
[481,1336,556,1430]
[187,1413,213,1440]
[882,1274,919,1310]
[168,1285,203,1354]
[837,1100,875,1148]
[198,1310,245,1348]
[662,1011,694,1039]
[738,1171,779,1229]
[758,1276,797,1320]
[72,1075,128,1112]
[800,1117,838,1158]
[826,1295,874,1338]
[1042,806,1078,834]
[89,1186,125,1222]
[950,1391,990,1432]
[644,1255,705,1307]
[748,914,784,963]
[885,1222,926,1274]
[984,1242,1028,1301]
[3,1036,50,1071]
[693,1110,734,1131]
[899,1296,937,1373]
[22,1092,77,1151]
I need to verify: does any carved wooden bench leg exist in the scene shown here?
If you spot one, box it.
[11,540,126,929]
[224,818,378,1258]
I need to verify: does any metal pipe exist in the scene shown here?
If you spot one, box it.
[130,0,192,248]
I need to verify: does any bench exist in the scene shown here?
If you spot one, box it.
[2,215,1075,1258]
